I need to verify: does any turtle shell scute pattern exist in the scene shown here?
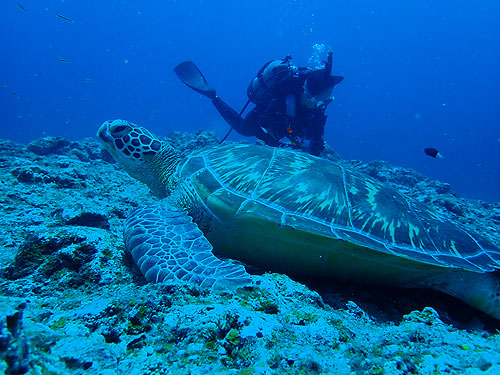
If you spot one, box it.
[179,143,500,273]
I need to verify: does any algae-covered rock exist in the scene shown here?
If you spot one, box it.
[27,136,70,156]
[0,298,30,375]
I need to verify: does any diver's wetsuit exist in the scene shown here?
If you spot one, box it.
[211,71,327,156]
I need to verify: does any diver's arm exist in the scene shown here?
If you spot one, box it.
[309,113,326,156]
[285,94,296,117]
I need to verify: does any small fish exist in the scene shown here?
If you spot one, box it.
[56,14,74,23]
[84,78,93,83]
[17,3,27,12]
[12,90,19,99]
[58,58,71,63]
[424,147,443,159]
[0,83,7,88]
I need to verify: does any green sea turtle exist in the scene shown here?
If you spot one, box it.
[97,119,500,320]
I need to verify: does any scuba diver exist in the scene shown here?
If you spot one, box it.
[174,52,343,156]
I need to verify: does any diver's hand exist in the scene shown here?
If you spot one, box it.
[279,142,301,150]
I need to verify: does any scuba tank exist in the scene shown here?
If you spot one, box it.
[247,55,298,104]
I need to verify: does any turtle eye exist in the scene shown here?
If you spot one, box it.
[110,124,129,136]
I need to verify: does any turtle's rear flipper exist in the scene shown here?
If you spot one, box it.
[174,61,216,99]
[124,203,251,289]
[429,270,500,321]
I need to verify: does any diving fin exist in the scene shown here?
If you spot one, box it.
[325,51,333,75]
[174,61,216,99]
[323,52,344,87]
[332,75,344,86]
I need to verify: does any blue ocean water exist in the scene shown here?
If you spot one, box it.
[1,0,499,202]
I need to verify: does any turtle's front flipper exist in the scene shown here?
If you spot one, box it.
[124,204,251,289]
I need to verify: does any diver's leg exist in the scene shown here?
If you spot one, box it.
[243,109,281,146]
[212,97,245,132]
[212,98,280,146]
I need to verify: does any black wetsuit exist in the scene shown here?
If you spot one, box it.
[212,70,328,156]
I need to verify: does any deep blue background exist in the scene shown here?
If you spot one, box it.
[1,0,499,202]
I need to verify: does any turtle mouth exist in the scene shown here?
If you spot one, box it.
[97,121,113,144]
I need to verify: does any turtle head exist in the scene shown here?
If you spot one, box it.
[97,119,178,198]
